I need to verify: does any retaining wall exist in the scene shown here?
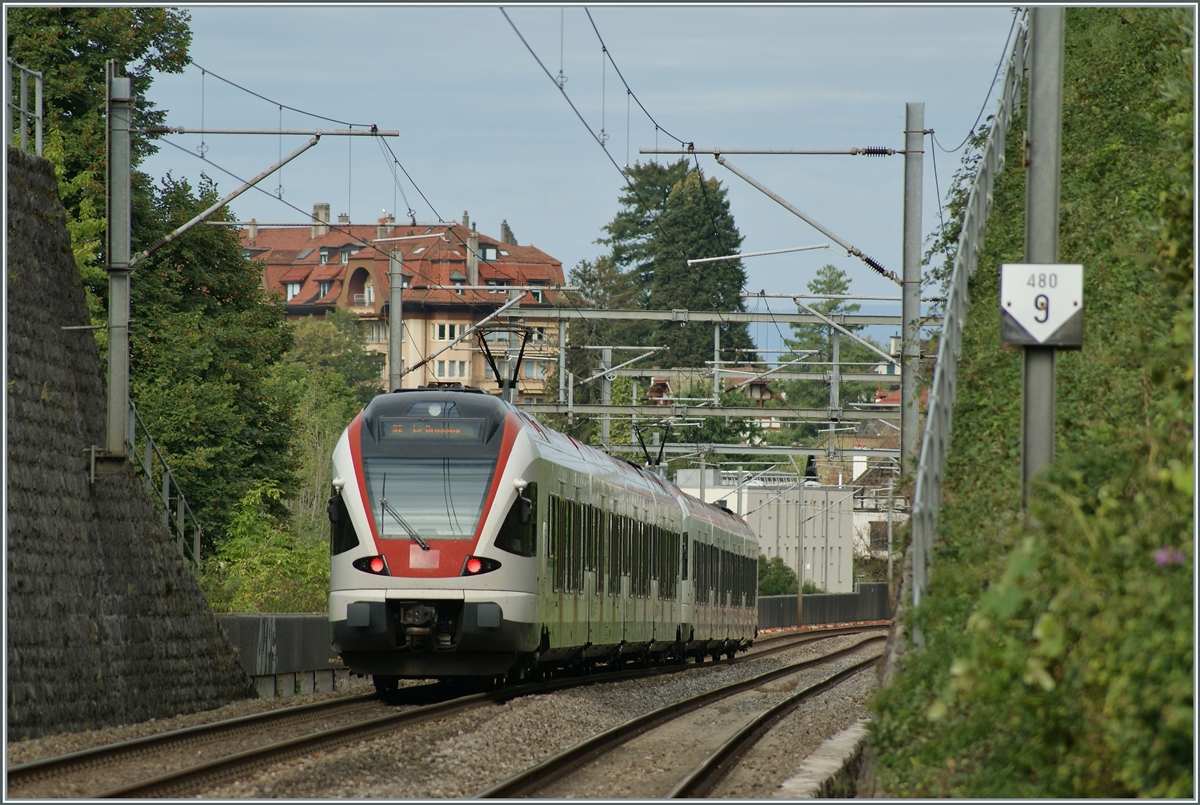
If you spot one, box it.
[6,147,256,740]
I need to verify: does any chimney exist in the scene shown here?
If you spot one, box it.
[248,218,258,240]
[337,212,350,224]
[462,210,470,230]
[311,203,330,238]
[467,231,479,287]
[500,219,517,246]
[377,214,395,240]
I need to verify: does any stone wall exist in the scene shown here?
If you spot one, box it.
[6,147,255,741]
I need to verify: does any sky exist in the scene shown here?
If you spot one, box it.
[138,4,1021,356]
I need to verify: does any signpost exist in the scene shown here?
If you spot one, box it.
[1000,264,1084,348]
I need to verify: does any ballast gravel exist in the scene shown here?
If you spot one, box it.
[5,631,881,799]
[201,632,880,799]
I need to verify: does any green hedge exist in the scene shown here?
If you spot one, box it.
[870,8,1193,797]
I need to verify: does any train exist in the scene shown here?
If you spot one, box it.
[327,386,759,691]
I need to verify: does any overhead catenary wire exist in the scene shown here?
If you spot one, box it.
[933,9,1020,153]
[499,8,735,330]
[187,60,376,129]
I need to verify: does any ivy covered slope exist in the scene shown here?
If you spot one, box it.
[871,8,1192,798]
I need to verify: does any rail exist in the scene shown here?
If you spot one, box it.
[127,400,203,567]
[5,58,43,155]
[910,11,1029,619]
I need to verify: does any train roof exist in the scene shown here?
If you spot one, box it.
[362,389,753,536]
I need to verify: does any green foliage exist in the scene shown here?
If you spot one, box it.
[42,124,108,346]
[7,8,190,273]
[199,482,329,613]
[598,160,756,369]
[284,309,385,406]
[869,8,1193,797]
[130,174,296,546]
[758,554,798,595]
[268,355,363,543]
[770,265,887,443]
[8,8,192,349]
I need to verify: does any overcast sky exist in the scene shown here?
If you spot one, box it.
[139,4,1020,353]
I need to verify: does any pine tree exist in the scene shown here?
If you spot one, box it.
[770,264,887,442]
[600,160,757,369]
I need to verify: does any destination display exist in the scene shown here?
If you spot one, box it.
[380,417,486,440]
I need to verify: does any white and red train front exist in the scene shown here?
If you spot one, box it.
[328,389,539,680]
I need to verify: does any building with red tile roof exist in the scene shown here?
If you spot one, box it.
[239,204,566,399]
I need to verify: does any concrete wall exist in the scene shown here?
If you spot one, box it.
[6,147,255,740]
[217,614,351,698]
[757,583,890,630]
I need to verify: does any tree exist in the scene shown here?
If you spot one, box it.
[770,264,887,442]
[7,9,192,328]
[130,174,296,545]
[272,310,385,539]
[758,554,798,595]
[284,309,385,406]
[599,160,757,369]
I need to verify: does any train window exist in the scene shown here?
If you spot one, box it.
[650,525,659,582]
[548,496,562,591]
[328,493,359,555]
[570,499,583,594]
[596,508,607,596]
[494,482,537,557]
[681,534,688,582]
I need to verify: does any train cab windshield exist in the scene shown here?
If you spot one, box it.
[364,456,494,540]
[358,390,509,542]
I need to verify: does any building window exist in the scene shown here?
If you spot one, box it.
[285,282,301,301]
[453,279,464,296]
[437,360,446,378]
[368,321,388,343]
[480,245,498,261]
[530,283,545,304]
[318,281,332,297]
[486,329,508,343]
[523,360,545,380]
[437,323,460,341]
[486,280,508,294]
[340,247,351,264]
[458,360,467,379]
[484,364,495,380]
[319,248,329,265]
[532,326,547,342]
[365,283,375,303]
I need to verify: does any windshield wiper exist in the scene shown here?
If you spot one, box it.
[380,497,431,550]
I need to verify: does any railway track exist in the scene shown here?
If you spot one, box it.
[6,624,884,798]
[475,635,885,798]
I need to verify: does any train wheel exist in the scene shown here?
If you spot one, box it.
[373,675,399,695]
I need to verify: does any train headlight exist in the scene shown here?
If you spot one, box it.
[352,555,391,575]
[461,556,501,576]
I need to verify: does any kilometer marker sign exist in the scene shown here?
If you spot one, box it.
[999,263,1084,349]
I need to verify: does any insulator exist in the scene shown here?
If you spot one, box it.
[862,254,889,277]
[863,147,892,156]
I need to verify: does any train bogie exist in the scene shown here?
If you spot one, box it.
[329,388,757,681]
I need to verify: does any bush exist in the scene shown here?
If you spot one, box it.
[200,482,329,613]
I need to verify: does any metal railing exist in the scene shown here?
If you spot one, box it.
[5,58,43,155]
[127,401,203,568]
[910,12,1029,614]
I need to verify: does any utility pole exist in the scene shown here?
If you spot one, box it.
[712,325,721,406]
[388,250,404,391]
[1021,7,1066,502]
[901,102,924,472]
[600,346,612,445]
[105,61,132,461]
